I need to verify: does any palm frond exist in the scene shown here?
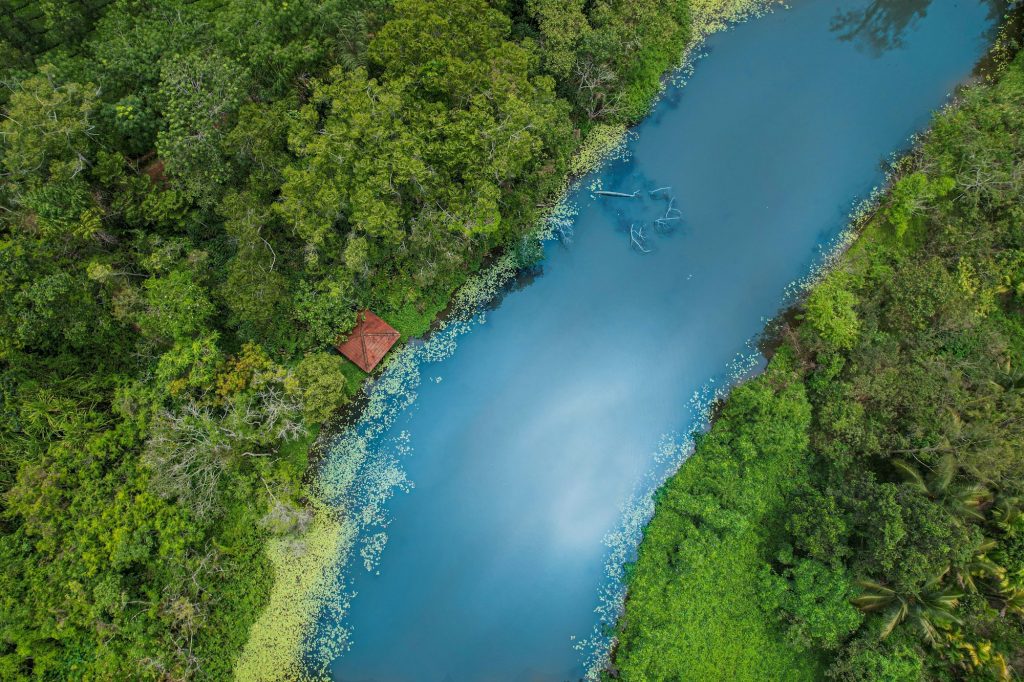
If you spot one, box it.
[976,537,998,554]
[956,482,990,508]
[879,602,908,639]
[855,578,896,594]
[892,458,929,493]
[960,570,979,594]
[927,591,963,612]
[999,588,1024,615]
[930,452,957,495]
[923,567,951,592]
[970,555,1006,580]
[993,497,1022,531]
[916,609,942,647]
[993,653,1011,681]
[852,593,896,611]
[942,407,963,439]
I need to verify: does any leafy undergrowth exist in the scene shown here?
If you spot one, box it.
[612,352,825,680]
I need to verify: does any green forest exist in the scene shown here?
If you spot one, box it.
[3,0,1023,680]
[614,46,1024,680]
[0,0,702,678]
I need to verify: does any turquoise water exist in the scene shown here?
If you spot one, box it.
[316,2,1003,680]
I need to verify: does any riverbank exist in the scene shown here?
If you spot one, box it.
[612,29,1024,679]
[236,1,784,679]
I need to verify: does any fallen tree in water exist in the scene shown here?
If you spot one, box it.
[596,189,641,198]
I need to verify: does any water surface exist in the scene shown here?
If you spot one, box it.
[318,1,1002,679]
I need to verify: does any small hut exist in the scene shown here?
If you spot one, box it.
[335,310,400,373]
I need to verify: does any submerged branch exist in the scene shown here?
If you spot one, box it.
[630,223,651,253]
[597,190,640,198]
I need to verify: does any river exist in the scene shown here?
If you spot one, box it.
[312,1,1004,680]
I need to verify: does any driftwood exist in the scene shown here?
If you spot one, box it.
[654,216,679,233]
[665,197,682,218]
[556,224,574,245]
[596,190,640,198]
[630,223,651,253]
[649,186,672,197]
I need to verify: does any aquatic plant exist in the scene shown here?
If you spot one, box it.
[235,504,352,681]
[570,124,629,178]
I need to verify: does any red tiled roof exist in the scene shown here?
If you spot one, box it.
[335,310,400,372]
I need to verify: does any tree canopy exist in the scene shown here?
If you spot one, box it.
[0,0,710,677]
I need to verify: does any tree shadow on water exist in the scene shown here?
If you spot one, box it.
[830,0,1007,57]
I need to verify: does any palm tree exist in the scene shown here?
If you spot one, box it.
[992,495,1024,536]
[958,537,1006,594]
[993,579,1024,618]
[947,630,1013,682]
[892,452,989,522]
[852,569,963,646]
[957,503,1024,618]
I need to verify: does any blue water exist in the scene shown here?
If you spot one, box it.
[317,2,1002,680]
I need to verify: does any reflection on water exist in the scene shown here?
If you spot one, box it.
[831,0,1006,56]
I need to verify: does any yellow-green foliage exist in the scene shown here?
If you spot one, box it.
[688,0,779,38]
[805,273,861,350]
[234,504,353,682]
[569,124,628,178]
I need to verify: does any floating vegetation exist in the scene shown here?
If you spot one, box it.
[570,123,631,179]
[235,503,353,682]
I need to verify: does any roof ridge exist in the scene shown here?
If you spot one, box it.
[335,310,401,372]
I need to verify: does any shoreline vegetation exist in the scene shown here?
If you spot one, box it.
[0,0,775,680]
[611,17,1024,680]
